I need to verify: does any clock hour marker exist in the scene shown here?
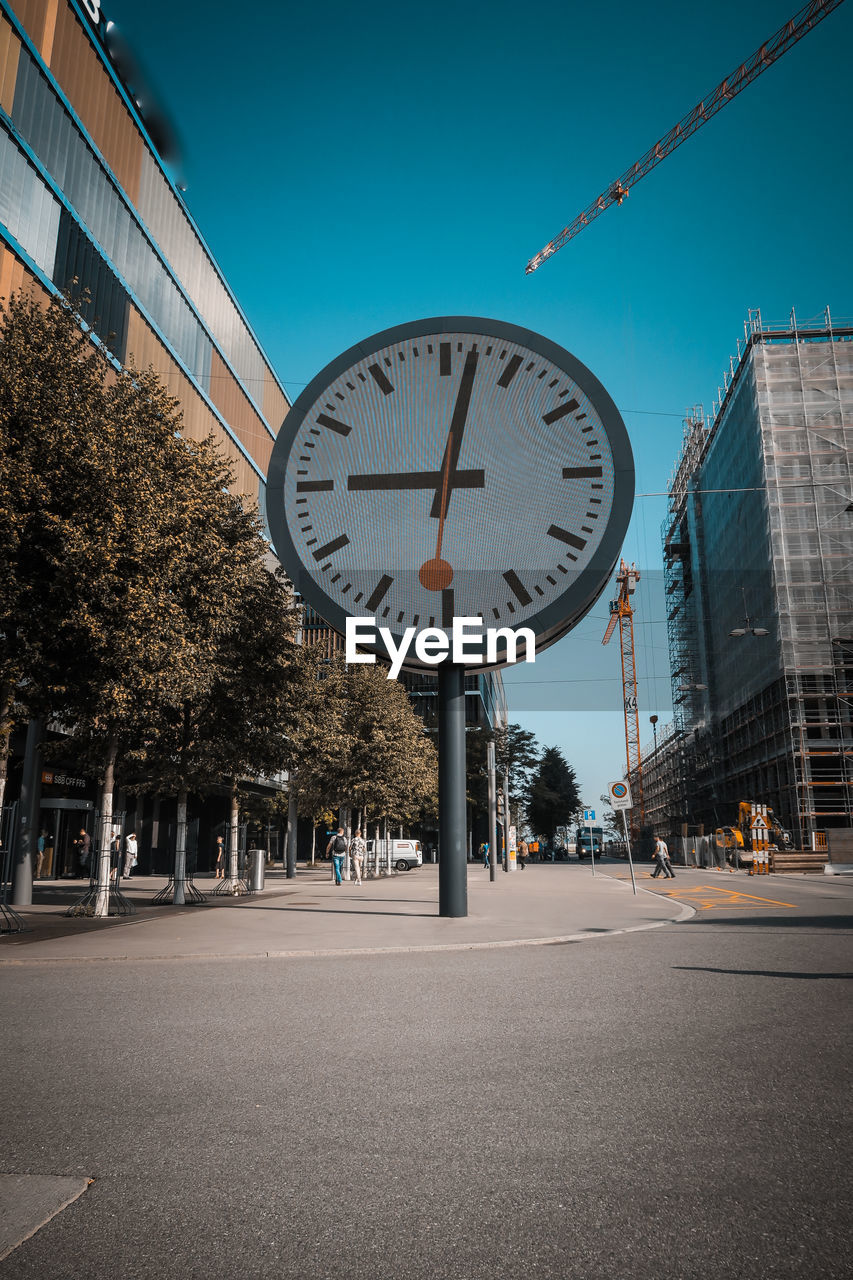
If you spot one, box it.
[366,575,394,611]
[547,525,587,551]
[503,570,532,606]
[312,535,350,561]
[316,414,352,436]
[296,480,334,492]
[439,343,451,376]
[562,466,603,480]
[442,589,454,627]
[497,354,523,388]
[542,398,579,425]
[368,364,394,395]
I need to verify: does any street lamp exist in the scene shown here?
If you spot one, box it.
[729,587,769,638]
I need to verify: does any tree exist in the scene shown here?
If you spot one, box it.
[124,470,301,898]
[1,290,303,910]
[0,289,109,811]
[290,653,438,846]
[495,723,540,825]
[526,746,580,846]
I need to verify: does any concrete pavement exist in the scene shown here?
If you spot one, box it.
[0,859,694,963]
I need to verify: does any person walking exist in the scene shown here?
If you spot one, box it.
[123,832,138,879]
[109,828,121,881]
[480,840,490,870]
[213,835,225,879]
[350,829,366,885]
[651,835,676,878]
[35,829,47,879]
[75,828,91,876]
[326,828,348,885]
[517,837,528,870]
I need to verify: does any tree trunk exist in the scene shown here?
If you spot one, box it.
[0,680,14,816]
[228,785,239,881]
[94,734,118,917]
[173,788,188,905]
[310,822,316,866]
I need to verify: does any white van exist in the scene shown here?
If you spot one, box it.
[367,838,423,872]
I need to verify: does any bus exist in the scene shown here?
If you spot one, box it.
[575,826,604,859]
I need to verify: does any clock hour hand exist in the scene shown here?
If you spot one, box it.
[348,469,484,491]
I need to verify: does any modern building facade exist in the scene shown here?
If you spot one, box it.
[1,0,291,874]
[652,309,852,848]
[0,0,287,505]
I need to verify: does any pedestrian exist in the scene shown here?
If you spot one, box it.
[651,835,676,878]
[481,840,490,869]
[75,828,91,875]
[109,828,121,881]
[35,829,47,879]
[326,828,348,885]
[517,837,528,870]
[213,834,225,879]
[123,832,138,879]
[350,828,366,884]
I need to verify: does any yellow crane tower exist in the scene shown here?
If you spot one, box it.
[602,560,644,830]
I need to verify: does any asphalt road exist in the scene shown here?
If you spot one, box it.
[2,871,851,1279]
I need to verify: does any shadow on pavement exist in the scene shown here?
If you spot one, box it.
[695,914,853,930]
[674,965,853,980]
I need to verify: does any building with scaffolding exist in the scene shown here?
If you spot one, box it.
[653,308,852,849]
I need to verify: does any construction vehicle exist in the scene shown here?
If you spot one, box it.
[715,802,792,867]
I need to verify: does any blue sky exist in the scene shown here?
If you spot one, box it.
[106,0,853,811]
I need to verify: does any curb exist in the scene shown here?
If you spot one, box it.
[0,901,696,965]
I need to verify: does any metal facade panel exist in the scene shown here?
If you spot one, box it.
[0,15,21,113]
[209,344,274,476]
[48,0,141,203]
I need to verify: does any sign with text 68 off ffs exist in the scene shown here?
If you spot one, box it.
[608,780,633,811]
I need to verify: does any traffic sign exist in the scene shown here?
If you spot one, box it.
[608,780,633,811]
[583,808,596,823]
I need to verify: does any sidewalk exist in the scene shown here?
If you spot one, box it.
[0,860,695,964]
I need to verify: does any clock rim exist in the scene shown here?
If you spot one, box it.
[266,315,634,672]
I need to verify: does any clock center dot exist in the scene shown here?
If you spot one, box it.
[419,558,453,591]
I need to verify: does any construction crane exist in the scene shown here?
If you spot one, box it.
[602,561,644,829]
[525,0,846,274]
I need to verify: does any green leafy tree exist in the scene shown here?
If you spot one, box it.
[291,653,438,848]
[526,745,580,846]
[0,290,108,811]
[126,477,301,897]
[495,722,540,827]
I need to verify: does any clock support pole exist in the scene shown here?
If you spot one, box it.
[437,664,467,917]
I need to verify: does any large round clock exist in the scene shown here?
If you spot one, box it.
[266,317,634,669]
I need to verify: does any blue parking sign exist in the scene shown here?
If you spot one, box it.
[583,809,595,822]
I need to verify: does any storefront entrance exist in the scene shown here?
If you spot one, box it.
[36,800,94,880]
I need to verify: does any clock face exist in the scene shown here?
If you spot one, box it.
[266,317,634,670]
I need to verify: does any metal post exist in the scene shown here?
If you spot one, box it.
[502,771,510,872]
[588,813,596,877]
[286,785,297,878]
[12,718,43,906]
[487,741,497,882]
[438,664,467,918]
[622,809,637,895]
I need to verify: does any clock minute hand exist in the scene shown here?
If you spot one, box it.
[347,469,484,492]
[430,347,479,519]
[417,348,479,595]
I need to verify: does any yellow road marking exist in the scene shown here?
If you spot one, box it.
[607,872,798,910]
[651,884,797,910]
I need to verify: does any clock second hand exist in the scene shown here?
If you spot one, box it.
[419,348,479,593]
